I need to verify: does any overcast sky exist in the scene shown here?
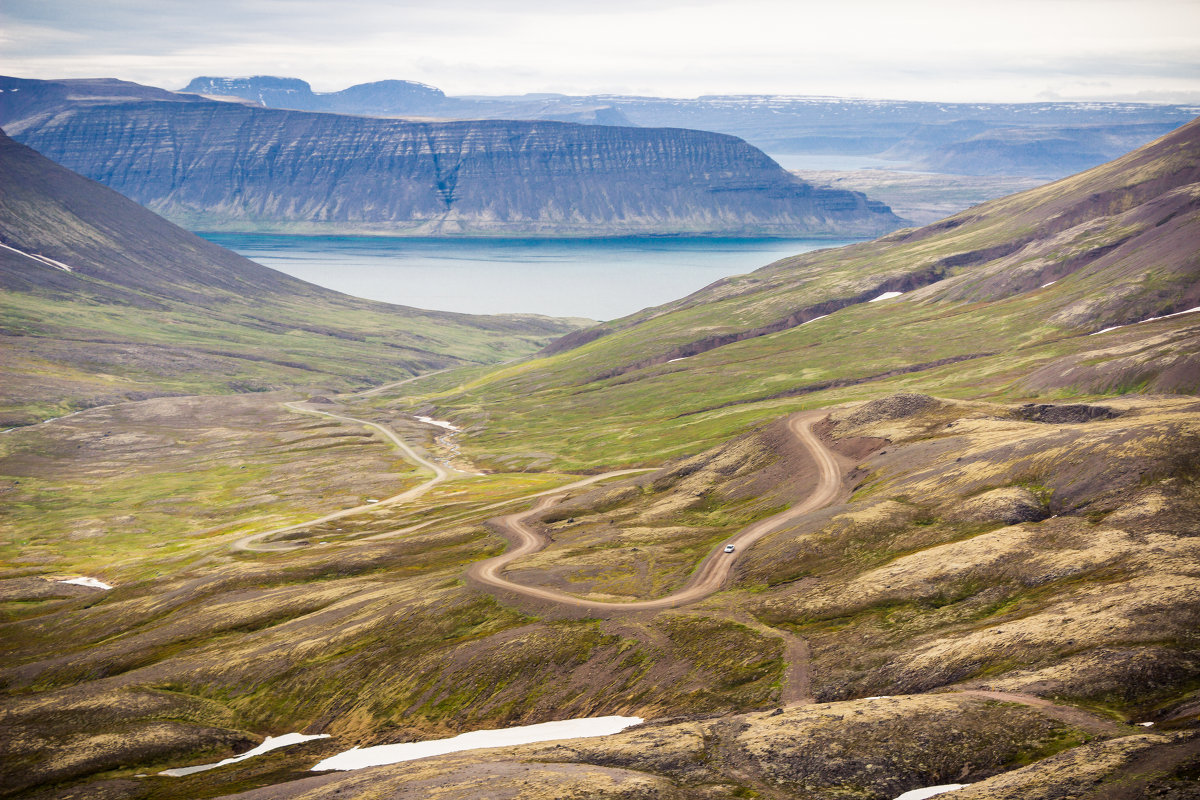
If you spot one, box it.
[3,0,1199,103]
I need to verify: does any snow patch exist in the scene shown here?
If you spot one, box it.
[312,716,643,771]
[416,415,460,432]
[1142,307,1200,326]
[1138,721,1155,727]
[0,242,75,272]
[1090,306,1200,336]
[667,356,689,363]
[869,291,903,302]
[1041,281,1056,288]
[800,314,830,325]
[161,733,330,777]
[57,577,113,590]
[894,785,971,800]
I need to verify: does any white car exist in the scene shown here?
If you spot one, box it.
[723,544,736,553]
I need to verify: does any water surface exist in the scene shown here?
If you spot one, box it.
[199,234,861,320]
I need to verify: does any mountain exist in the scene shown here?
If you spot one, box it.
[183,75,635,125]
[0,128,583,426]
[397,118,1200,472]
[0,76,900,238]
[2,111,1198,799]
[180,75,1199,177]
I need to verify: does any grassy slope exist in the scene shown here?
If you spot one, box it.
[388,118,1200,471]
[2,117,1199,800]
[0,131,584,425]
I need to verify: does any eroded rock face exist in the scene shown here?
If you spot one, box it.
[950,487,1049,525]
[840,393,944,427]
[4,97,901,237]
[1016,403,1119,424]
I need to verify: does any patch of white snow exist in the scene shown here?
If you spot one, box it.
[894,784,971,800]
[311,716,643,771]
[1041,281,1056,288]
[869,291,903,302]
[57,577,113,590]
[0,242,75,272]
[416,415,460,431]
[667,357,689,363]
[1090,306,1200,336]
[161,733,330,777]
[800,314,830,325]
[1138,721,1155,727]
[1143,305,1200,324]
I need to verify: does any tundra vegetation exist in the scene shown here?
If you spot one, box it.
[1,118,1198,798]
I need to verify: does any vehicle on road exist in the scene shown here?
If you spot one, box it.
[723,544,736,553]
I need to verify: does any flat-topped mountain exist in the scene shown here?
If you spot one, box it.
[179,75,1199,177]
[0,76,900,237]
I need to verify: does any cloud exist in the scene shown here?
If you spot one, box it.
[2,0,1198,101]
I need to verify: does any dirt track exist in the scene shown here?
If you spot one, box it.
[466,411,842,612]
[234,403,651,552]
[232,402,454,552]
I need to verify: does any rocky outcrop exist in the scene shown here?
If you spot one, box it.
[0,78,901,237]
[949,487,1050,525]
[1016,403,1120,424]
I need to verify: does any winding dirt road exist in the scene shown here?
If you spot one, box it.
[466,412,842,612]
[232,402,455,552]
[234,403,651,552]
[345,369,451,399]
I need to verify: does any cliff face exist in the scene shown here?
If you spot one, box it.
[1,81,900,237]
[176,75,1200,178]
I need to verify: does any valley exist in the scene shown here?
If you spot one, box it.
[1,81,1198,800]
[193,234,862,319]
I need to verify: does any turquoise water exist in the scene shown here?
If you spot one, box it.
[199,234,861,320]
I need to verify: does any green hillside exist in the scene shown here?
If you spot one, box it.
[1,116,1198,800]
[0,131,585,426]
[387,118,1200,470]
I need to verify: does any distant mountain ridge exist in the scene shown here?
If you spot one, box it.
[183,75,634,126]
[0,76,900,237]
[180,75,1200,177]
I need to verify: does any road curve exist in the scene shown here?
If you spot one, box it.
[232,402,454,552]
[466,411,842,612]
[345,369,451,399]
[362,469,654,542]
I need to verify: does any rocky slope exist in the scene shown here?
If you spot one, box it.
[0,76,900,237]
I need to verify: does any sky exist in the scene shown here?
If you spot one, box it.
[3,0,1199,103]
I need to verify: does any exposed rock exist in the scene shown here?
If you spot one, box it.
[841,393,944,427]
[949,487,1049,525]
[1016,403,1119,424]
[950,733,1195,800]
